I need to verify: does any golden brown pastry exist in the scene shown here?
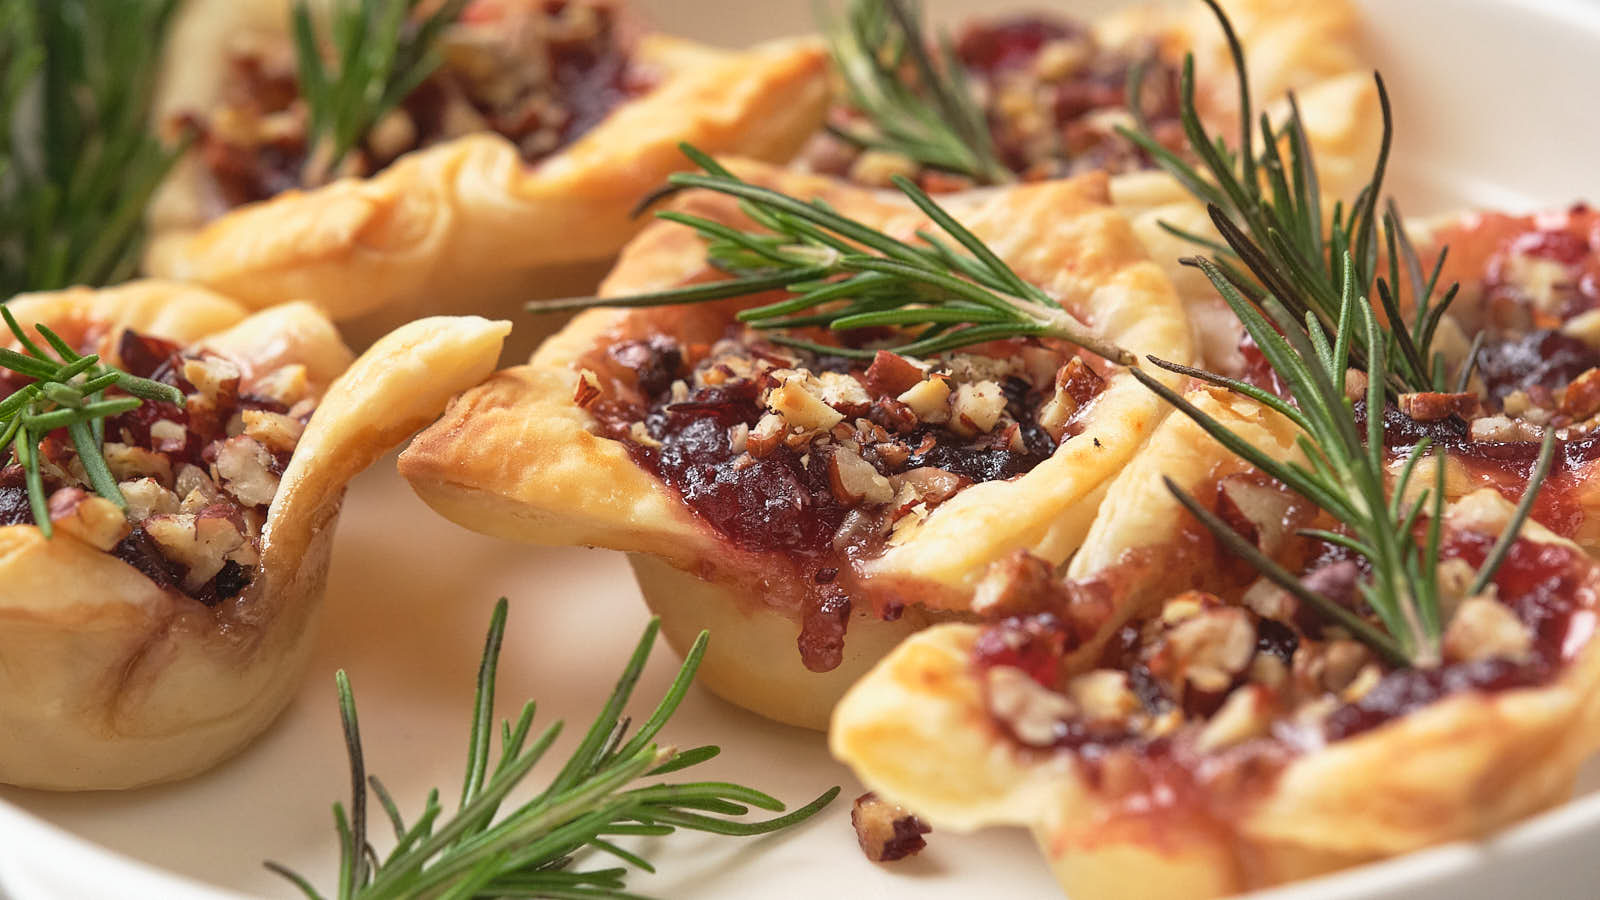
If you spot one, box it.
[143,0,829,342]
[399,160,1193,729]
[834,456,1600,900]
[0,281,508,790]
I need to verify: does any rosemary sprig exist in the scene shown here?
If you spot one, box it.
[1119,0,1458,395]
[292,0,467,185]
[1,307,185,537]
[268,598,839,900]
[1131,256,1556,668]
[820,0,1011,185]
[531,145,1133,365]
[0,0,189,296]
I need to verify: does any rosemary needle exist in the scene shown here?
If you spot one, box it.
[820,0,1012,185]
[292,0,468,185]
[269,599,838,900]
[0,0,189,295]
[0,308,185,537]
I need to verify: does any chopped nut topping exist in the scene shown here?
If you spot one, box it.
[120,478,180,523]
[1558,367,1600,420]
[241,409,306,454]
[1159,605,1255,693]
[951,380,1007,436]
[985,665,1076,746]
[850,792,931,863]
[767,371,846,434]
[214,436,281,507]
[145,509,248,590]
[1399,391,1479,422]
[103,443,174,484]
[48,489,131,551]
[1193,685,1272,752]
[1067,670,1141,723]
[1445,596,1533,663]
[573,368,602,409]
[1469,414,1546,442]
[896,375,952,423]
[862,350,926,397]
[827,446,894,506]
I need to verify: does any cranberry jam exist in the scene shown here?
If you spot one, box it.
[191,0,655,207]
[583,327,1104,671]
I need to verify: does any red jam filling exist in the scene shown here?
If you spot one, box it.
[587,330,1087,672]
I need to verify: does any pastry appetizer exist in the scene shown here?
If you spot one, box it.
[832,490,1600,900]
[400,157,1192,729]
[143,0,828,340]
[797,0,1383,367]
[834,266,1589,897]
[0,281,508,790]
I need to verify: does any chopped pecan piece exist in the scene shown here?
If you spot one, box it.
[48,488,131,551]
[1559,367,1600,420]
[985,665,1076,746]
[241,409,306,454]
[851,792,931,862]
[572,368,602,409]
[1444,596,1533,663]
[1398,391,1479,422]
[862,350,926,397]
[214,436,281,507]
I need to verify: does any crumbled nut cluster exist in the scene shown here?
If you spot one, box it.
[850,792,931,863]
[589,330,1103,548]
[1,330,316,604]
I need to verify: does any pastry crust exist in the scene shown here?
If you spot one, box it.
[401,160,1192,728]
[144,0,829,342]
[0,282,509,790]
[832,490,1600,900]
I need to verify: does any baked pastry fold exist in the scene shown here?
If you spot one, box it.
[0,281,508,790]
[400,161,1193,728]
[144,0,829,341]
[833,392,1600,898]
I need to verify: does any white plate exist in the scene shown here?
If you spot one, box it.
[5,1,1600,897]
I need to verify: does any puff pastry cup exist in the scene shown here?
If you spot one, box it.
[400,160,1193,729]
[793,0,1384,371]
[0,281,508,790]
[833,389,1600,899]
[143,0,829,343]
